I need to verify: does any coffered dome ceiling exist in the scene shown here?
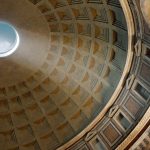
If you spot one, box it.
[0,0,129,150]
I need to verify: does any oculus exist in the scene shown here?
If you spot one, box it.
[0,21,19,57]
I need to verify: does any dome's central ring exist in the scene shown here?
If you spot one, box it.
[0,21,19,57]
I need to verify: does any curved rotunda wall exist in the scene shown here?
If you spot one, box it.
[64,1,150,150]
[0,0,128,150]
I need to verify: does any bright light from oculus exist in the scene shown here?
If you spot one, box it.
[0,22,19,57]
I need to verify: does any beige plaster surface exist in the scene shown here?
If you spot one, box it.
[0,0,50,86]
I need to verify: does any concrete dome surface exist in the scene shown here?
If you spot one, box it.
[0,0,149,150]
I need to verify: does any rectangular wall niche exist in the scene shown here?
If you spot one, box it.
[139,62,150,84]
[145,47,150,59]
[123,95,143,119]
[89,136,106,150]
[101,122,121,146]
[135,83,150,101]
[116,112,131,130]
